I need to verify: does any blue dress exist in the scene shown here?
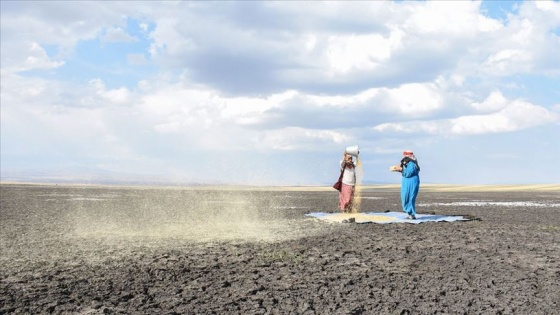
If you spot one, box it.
[401,160,420,216]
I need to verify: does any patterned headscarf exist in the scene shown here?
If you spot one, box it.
[403,150,415,159]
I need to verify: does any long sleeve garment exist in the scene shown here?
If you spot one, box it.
[340,160,356,185]
[401,161,420,216]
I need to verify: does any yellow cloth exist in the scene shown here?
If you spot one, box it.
[316,213,397,223]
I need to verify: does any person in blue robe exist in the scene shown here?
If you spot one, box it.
[396,151,420,220]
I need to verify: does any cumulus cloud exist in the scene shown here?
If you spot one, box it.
[373,97,559,136]
[101,27,138,43]
[470,90,508,113]
[1,42,64,73]
[257,128,351,151]
[89,79,131,104]
[476,1,560,77]
[449,101,557,134]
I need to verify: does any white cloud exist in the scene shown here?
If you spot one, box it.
[470,90,508,113]
[0,2,126,56]
[0,74,142,162]
[25,42,65,70]
[475,1,560,77]
[528,0,560,27]
[139,22,150,32]
[380,83,443,116]
[404,1,483,35]
[483,48,532,74]
[374,98,559,136]
[101,27,137,43]
[1,42,65,73]
[325,34,391,75]
[89,79,131,104]
[258,128,351,151]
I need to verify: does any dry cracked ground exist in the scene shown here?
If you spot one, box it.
[1,183,559,314]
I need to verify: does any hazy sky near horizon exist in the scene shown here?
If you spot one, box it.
[1,0,559,185]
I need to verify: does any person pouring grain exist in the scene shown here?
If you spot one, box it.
[339,151,356,213]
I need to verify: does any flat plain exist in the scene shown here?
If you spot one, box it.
[1,183,559,314]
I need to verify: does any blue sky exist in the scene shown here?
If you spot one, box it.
[1,0,559,185]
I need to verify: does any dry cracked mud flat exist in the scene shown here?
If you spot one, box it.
[1,183,559,314]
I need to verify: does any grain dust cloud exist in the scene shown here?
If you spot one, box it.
[351,156,364,213]
[71,187,328,243]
